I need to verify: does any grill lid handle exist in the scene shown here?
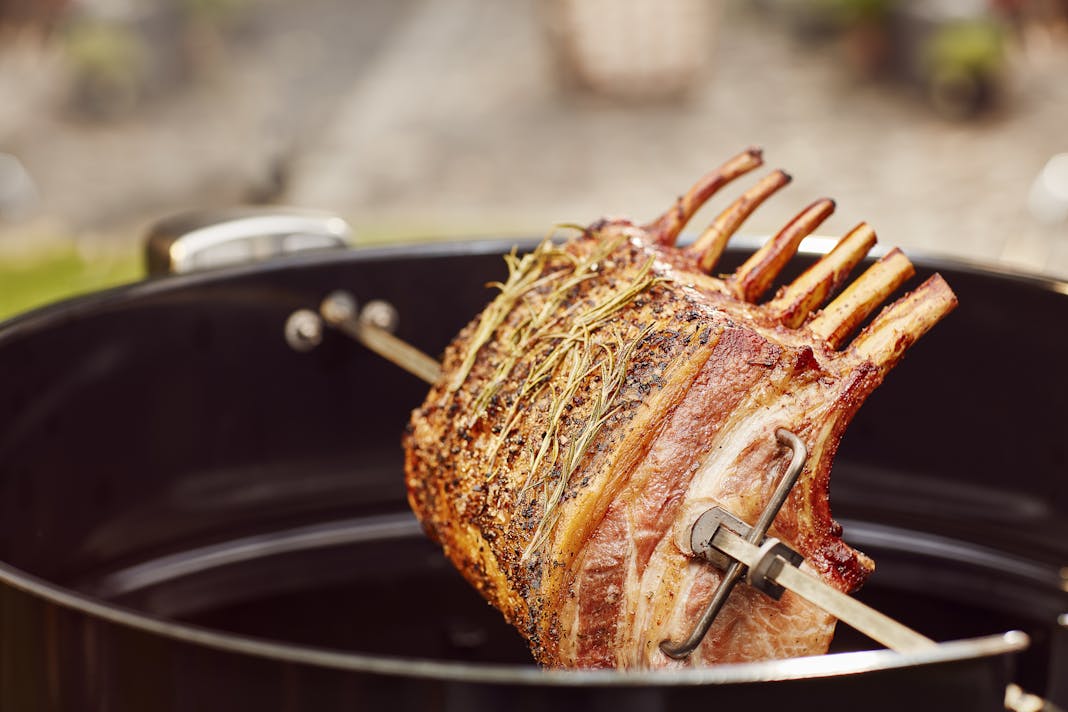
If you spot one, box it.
[145,208,352,276]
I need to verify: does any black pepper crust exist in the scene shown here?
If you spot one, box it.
[404,229,727,661]
[401,210,938,665]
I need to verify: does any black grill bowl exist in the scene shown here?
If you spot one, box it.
[0,238,1064,711]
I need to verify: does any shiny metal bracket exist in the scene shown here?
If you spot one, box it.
[661,428,937,659]
[660,428,808,659]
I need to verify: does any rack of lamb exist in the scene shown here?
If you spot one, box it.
[403,148,957,669]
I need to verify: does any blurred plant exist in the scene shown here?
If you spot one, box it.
[920,17,1005,118]
[55,0,253,120]
[823,0,893,23]
[765,0,892,35]
[760,0,1009,118]
[763,0,896,73]
[62,19,147,119]
[183,0,248,25]
[832,0,895,74]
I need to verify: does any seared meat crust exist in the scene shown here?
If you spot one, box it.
[404,153,956,668]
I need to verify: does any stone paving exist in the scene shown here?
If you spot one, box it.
[2,0,1067,277]
[290,0,1068,277]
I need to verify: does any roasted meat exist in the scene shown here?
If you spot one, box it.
[403,148,956,669]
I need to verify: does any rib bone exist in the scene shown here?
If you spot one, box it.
[687,170,792,273]
[808,248,914,349]
[730,198,836,302]
[765,223,877,328]
[850,274,958,371]
[646,147,763,246]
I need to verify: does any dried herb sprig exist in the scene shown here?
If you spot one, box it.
[454,228,662,560]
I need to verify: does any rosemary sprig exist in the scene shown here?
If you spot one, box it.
[520,323,654,561]
[449,238,560,391]
[456,228,664,561]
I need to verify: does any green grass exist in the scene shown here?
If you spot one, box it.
[0,247,142,322]
[0,225,519,323]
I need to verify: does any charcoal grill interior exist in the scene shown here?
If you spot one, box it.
[0,239,1065,710]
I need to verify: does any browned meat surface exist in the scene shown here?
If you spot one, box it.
[404,148,957,669]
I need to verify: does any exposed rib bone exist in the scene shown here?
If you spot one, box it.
[729,198,836,303]
[808,248,914,349]
[765,223,876,328]
[687,170,792,272]
[849,274,958,371]
[646,147,764,246]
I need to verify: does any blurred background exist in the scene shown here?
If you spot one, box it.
[0,0,1066,318]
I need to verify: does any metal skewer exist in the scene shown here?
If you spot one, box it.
[291,290,442,385]
[320,291,442,385]
[710,523,936,653]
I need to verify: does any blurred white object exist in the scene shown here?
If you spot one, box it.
[0,154,38,222]
[545,0,717,100]
[1028,153,1068,225]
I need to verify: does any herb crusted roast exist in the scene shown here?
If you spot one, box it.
[403,148,956,669]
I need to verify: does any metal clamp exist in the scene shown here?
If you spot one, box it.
[686,505,804,602]
[687,507,750,571]
[747,537,804,600]
[660,428,807,659]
